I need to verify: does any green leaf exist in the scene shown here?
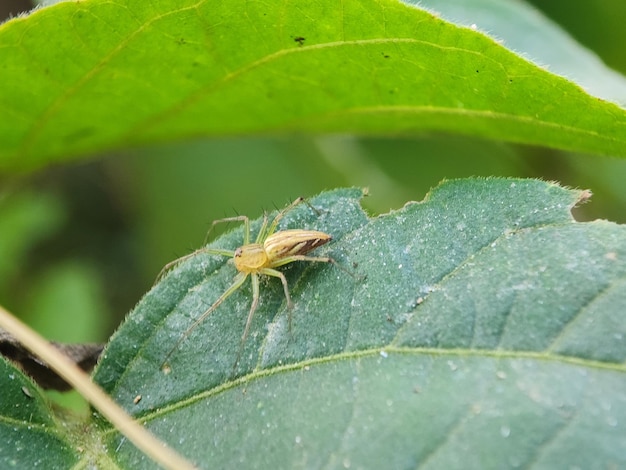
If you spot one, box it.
[1,0,626,171]
[93,180,626,468]
[0,191,64,286]
[413,0,626,103]
[0,357,79,467]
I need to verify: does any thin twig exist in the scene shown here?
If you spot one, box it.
[0,304,196,470]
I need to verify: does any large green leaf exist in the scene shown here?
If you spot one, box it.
[1,0,625,171]
[91,180,626,468]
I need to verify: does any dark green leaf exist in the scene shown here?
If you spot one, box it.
[0,357,79,467]
[93,180,626,468]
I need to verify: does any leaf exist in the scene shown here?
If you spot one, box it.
[413,0,626,103]
[93,181,626,468]
[0,356,79,467]
[0,191,64,284]
[1,0,626,171]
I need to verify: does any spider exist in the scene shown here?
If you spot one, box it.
[159,197,347,369]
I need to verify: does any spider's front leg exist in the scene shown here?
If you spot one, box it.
[204,215,251,245]
[155,247,237,283]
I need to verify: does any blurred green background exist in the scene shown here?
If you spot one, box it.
[1,0,626,354]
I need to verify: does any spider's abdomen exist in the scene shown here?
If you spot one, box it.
[234,244,268,273]
[264,229,331,260]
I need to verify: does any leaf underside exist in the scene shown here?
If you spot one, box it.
[1,0,626,171]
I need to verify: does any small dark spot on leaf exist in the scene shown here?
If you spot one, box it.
[294,36,306,46]
[382,52,390,59]
[63,127,96,144]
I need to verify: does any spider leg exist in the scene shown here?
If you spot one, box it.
[240,273,262,345]
[162,271,248,368]
[270,255,359,279]
[155,247,235,283]
[266,197,305,237]
[232,273,262,373]
[260,268,293,309]
[265,196,322,239]
[260,267,294,332]
[254,213,270,244]
[204,215,250,245]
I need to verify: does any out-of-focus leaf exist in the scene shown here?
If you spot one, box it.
[0,192,64,284]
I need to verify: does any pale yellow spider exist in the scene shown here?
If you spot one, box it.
[160,197,344,368]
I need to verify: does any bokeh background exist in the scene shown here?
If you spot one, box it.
[1,0,626,356]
